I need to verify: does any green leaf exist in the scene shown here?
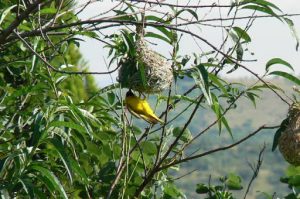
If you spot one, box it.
[211,93,222,133]
[0,5,17,25]
[240,0,282,12]
[266,58,293,72]
[232,27,251,42]
[28,163,68,199]
[67,103,98,136]
[47,138,74,183]
[236,43,243,61]
[151,26,173,41]
[246,91,259,108]
[48,121,86,134]
[286,165,300,176]
[40,8,57,15]
[268,71,300,86]
[175,9,198,20]
[163,182,184,198]
[284,17,299,51]
[241,5,280,20]
[196,64,208,87]
[195,183,209,194]
[113,10,136,21]
[221,115,232,138]
[257,192,274,199]
[226,173,243,190]
[208,73,229,96]
[138,63,147,88]
[192,65,212,105]
[211,93,232,137]
[144,32,171,44]
[172,94,197,104]
[272,118,288,151]
[288,175,300,186]
[19,178,35,198]
[145,15,165,23]
[107,92,115,105]
[74,31,99,39]
[140,141,157,155]
[31,112,45,147]
[173,127,192,142]
[284,193,298,199]
[121,30,135,56]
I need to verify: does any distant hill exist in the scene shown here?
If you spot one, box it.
[170,76,295,198]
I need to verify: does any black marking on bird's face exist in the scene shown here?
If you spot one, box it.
[126,89,134,97]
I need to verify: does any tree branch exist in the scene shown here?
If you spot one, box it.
[13,30,121,75]
[0,0,49,45]
[5,13,300,44]
[158,125,277,171]
[130,0,237,8]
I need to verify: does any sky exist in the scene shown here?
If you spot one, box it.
[76,0,300,87]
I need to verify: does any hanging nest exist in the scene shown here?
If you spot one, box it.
[117,28,173,93]
[279,103,300,165]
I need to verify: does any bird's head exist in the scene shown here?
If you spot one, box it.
[126,89,134,97]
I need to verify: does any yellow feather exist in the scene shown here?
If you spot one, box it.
[125,91,164,124]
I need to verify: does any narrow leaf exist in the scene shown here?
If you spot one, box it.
[40,8,57,15]
[269,71,300,86]
[0,5,17,25]
[272,118,288,151]
[175,9,198,20]
[144,32,171,44]
[48,138,74,183]
[233,27,251,42]
[284,17,300,51]
[49,121,86,134]
[266,58,293,72]
[28,164,68,199]
[241,5,280,20]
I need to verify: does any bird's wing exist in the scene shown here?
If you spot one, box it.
[127,106,143,119]
[140,100,164,124]
[128,105,157,123]
[126,96,164,124]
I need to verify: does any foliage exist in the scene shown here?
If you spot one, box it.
[196,173,243,199]
[279,165,300,198]
[0,0,299,198]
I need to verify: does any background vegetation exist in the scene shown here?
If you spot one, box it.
[0,0,300,198]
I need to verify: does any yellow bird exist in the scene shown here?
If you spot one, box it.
[125,90,164,124]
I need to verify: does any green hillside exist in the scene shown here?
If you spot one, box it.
[171,77,294,198]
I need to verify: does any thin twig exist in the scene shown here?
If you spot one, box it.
[130,0,236,8]
[243,144,266,199]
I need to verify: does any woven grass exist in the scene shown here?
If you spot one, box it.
[279,103,300,165]
[118,35,173,93]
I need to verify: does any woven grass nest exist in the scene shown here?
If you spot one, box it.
[118,34,173,93]
[279,103,300,165]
